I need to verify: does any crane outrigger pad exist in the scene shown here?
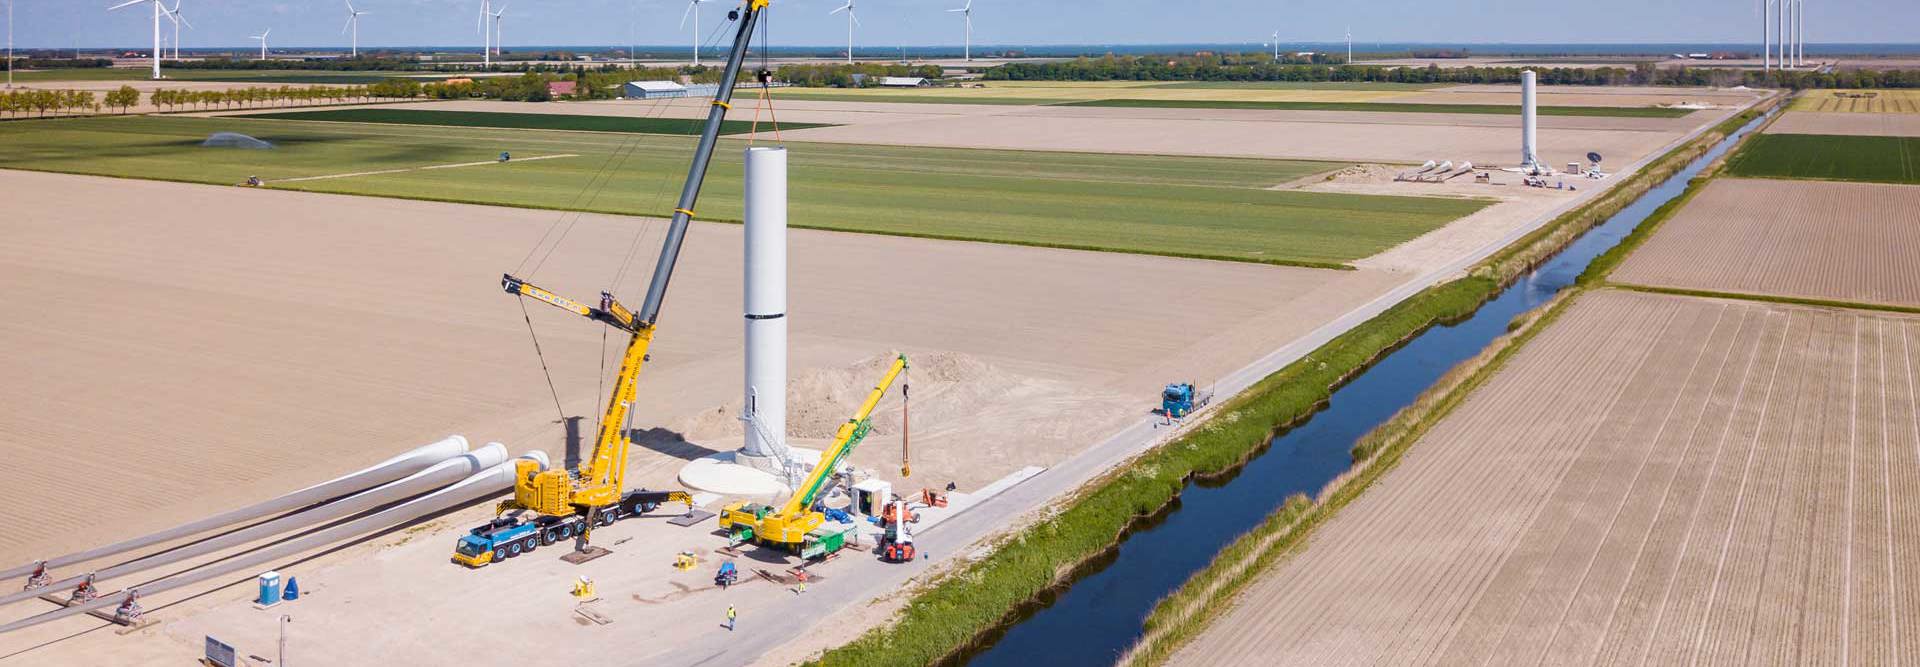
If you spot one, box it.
[667,510,716,527]
[560,546,612,565]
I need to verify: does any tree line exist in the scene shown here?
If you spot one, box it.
[0,83,401,118]
[985,53,1920,89]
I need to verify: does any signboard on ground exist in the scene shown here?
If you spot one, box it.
[204,635,237,667]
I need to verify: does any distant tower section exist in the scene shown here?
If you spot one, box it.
[1521,70,1540,173]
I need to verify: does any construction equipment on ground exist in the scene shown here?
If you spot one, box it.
[880,500,916,562]
[1161,382,1213,419]
[719,354,909,557]
[451,0,774,567]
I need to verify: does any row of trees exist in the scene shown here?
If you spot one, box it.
[0,88,101,117]
[987,53,1920,89]
[0,57,115,71]
[150,85,388,111]
[773,63,945,87]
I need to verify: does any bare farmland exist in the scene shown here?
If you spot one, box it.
[1767,111,1920,137]
[1170,288,1920,666]
[1612,178,1920,307]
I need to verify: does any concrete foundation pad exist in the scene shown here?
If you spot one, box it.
[676,448,822,498]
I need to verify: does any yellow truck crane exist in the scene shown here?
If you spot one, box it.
[719,354,907,558]
[451,0,773,568]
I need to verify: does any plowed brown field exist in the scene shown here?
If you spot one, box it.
[1612,178,1920,308]
[1169,289,1920,666]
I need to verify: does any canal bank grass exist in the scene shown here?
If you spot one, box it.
[807,275,1498,667]
[803,97,1779,667]
[1114,97,1781,667]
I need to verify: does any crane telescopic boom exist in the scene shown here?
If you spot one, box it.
[492,0,770,524]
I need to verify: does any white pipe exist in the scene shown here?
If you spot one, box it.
[1521,70,1538,170]
[0,436,469,581]
[0,451,547,636]
[0,444,508,610]
[740,146,788,464]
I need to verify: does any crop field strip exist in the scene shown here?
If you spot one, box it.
[0,115,1484,266]
[1766,111,1920,138]
[1791,90,1920,114]
[1061,98,1695,118]
[238,108,830,135]
[1726,133,1920,184]
[1612,178,1920,307]
[1168,289,1920,666]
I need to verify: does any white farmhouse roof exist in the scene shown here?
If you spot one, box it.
[627,80,687,93]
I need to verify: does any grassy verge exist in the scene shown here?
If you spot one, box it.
[240,108,829,135]
[803,95,1778,667]
[1609,284,1920,315]
[770,90,1076,105]
[1723,133,1920,185]
[1113,95,1781,667]
[1062,98,1695,118]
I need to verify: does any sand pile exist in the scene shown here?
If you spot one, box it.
[676,351,1012,440]
[1327,163,1393,181]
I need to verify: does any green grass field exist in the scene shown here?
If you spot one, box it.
[1725,133,1920,184]
[5,68,436,84]
[240,109,828,136]
[1144,81,1447,91]
[769,90,1078,105]
[1063,98,1696,118]
[0,115,1490,266]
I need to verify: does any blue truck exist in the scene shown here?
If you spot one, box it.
[452,489,691,567]
[1161,382,1213,419]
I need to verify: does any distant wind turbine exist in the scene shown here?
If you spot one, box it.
[830,0,860,65]
[946,0,972,62]
[163,1,190,60]
[1263,29,1277,60]
[489,2,507,57]
[343,0,367,58]
[107,0,168,79]
[1345,26,1352,64]
[678,0,708,67]
[249,27,270,61]
[477,0,491,67]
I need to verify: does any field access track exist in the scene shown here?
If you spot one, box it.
[1171,289,1920,666]
[1612,178,1920,307]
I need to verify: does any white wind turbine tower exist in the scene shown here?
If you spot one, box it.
[1263,29,1277,60]
[164,1,190,60]
[250,28,270,60]
[678,0,709,66]
[947,0,972,62]
[477,0,491,67]
[108,0,169,80]
[830,0,859,65]
[343,0,367,58]
[489,2,507,57]
[1345,26,1352,64]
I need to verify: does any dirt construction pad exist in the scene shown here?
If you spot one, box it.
[1172,289,1920,665]
[1612,178,1920,308]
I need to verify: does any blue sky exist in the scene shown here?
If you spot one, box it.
[11,0,1916,50]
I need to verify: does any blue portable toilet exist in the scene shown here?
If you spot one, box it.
[256,571,282,607]
[282,577,300,601]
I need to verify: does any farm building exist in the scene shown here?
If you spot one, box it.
[879,76,931,87]
[624,80,688,99]
[547,80,577,98]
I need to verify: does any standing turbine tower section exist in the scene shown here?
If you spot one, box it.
[737,146,790,476]
[1520,69,1541,174]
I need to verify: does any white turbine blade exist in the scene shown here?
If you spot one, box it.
[345,0,354,11]
[679,0,694,28]
[177,12,192,28]
[830,4,848,14]
[851,10,861,26]
[343,15,354,33]
[107,0,147,12]
[947,7,965,12]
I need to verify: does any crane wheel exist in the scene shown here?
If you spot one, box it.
[508,542,523,558]
[520,537,539,553]
[493,548,507,563]
[541,528,560,545]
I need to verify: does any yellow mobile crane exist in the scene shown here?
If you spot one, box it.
[451,0,772,568]
[719,355,907,557]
